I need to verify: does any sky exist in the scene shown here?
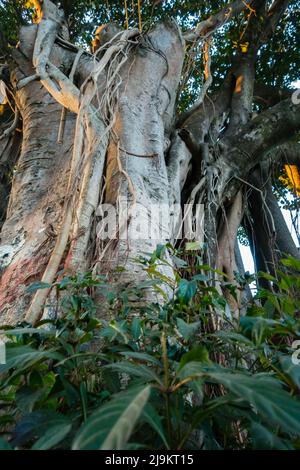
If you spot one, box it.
[240,209,299,274]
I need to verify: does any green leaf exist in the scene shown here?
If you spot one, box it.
[72,386,151,450]
[239,316,279,344]
[31,423,72,450]
[119,351,162,367]
[26,281,52,293]
[281,256,300,272]
[101,320,129,343]
[16,386,48,413]
[250,422,293,450]
[142,403,169,448]
[178,363,300,436]
[105,362,163,386]
[0,344,62,378]
[176,318,200,341]
[154,244,166,259]
[178,360,208,380]
[146,266,175,288]
[60,377,80,406]
[206,369,300,436]
[185,241,202,251]
[258,272,277,282]
[188,379,204,404]
[192,274,209,281]
[0,327,53,337]
[172,255,188,268]
[278,354,300,388]
[0,415,14,425]
[12,411,71,447]
[177,279,197,303]
[80,382,88,421]
[213,331,254,346]
[131,317,142,340]
[0,438,13,450]
[179,346,210,370]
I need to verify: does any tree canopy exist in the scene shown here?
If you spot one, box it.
[1,1,300,103]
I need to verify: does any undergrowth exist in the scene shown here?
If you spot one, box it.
[0,245,300,450]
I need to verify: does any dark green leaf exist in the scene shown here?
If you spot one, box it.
[177,279,197,304]
[176,318,200,341]
[179,346,210,370]
[31,423,72,450]
[72,386,151,450]
[250,422,293,450]
[0,438,13,450]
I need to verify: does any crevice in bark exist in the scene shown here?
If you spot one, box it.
[0,122,22,231]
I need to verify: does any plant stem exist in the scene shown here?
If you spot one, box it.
[161,330,171,444]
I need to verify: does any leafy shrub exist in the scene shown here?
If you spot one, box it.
[0,247,300,450]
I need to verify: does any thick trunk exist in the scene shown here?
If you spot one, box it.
[0,6,186,323]
[95,21,185,290]
[0,25,75,323]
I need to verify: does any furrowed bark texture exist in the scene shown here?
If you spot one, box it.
[0,25,76,323]
[97,21,185,289]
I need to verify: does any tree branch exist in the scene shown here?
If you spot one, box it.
[223,98,300,175]
[263,0,292,40]
[183,0,255,42]
[254,82,293,107]
[176,71,235,138]
[264,141,300,166]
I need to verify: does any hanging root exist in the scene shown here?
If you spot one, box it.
[124,0,129,29]
[0,108,20,140]
[137,0,142,32]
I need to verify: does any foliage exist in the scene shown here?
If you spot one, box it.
[1,1,299,209]
[1,0,299,97]
[0,247,300,450]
